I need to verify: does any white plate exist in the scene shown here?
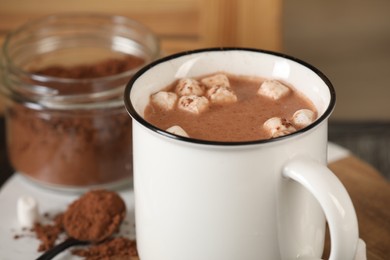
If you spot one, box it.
[0,175,135,260]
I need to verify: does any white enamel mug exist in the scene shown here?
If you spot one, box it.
[124,48,359,260]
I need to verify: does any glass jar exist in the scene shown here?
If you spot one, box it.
[0,14,160,191]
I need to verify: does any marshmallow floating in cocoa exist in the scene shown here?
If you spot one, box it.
[151,91,178,110]
[178,95,209,114]
[292,109,316,128]
[201,73,230,89]
[263,117,296,138]
[258,80,290,100]
[166,125,189,137]
[206,86,237,104]
[175,78,204,96]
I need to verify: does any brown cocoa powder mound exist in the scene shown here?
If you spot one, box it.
[33,213,64,252]
[63,190,126,243]
[33,56,145,79]
[27,190,129,255]
[8,55,143,188]
[72,237,138,260]
[8,105,133,187]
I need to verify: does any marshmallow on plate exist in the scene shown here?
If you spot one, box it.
[166,125,189,137]
[178,95,209,114]
[176,78,204,96]
[292,109,316,128]
[258,80,290,100]
[17,196,40,228]
[151,91,178,110]
[263,117,296,138]
[201,73,230,89]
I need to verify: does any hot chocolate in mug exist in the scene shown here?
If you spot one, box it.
[124,48,359,260]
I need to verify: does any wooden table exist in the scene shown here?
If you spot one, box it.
[324,156,390,260]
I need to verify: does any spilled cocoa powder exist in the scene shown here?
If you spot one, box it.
[33,213,64,252]
[18,190,138,258]
[7,55,144,188]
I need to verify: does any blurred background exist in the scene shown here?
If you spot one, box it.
[283,0,390,179]
[0,0,389,178]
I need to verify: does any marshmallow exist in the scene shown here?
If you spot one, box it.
[207,86,237,104]
[17,196,40,228]
[201,73,230,89]
[175,78,204,96]
[263,117,296,138]
[292,109,316,128]
[166,125,189,137]
[151,91,178,110]
[178,95,209,114]
[258,80,290,100]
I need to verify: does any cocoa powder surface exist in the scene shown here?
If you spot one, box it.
[34,56,144,79]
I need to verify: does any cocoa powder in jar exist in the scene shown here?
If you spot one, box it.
[6,56,143,188]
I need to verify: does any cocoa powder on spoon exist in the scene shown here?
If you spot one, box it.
[63,189,126,243]
[31,190,135,259]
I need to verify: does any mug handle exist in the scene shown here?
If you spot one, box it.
[283,157,359,260]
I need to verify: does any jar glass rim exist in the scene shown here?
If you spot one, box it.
[1,13,160,111]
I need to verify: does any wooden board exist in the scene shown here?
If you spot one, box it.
[327,156,390,260]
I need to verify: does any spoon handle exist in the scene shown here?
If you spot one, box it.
[35,237,88,260]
